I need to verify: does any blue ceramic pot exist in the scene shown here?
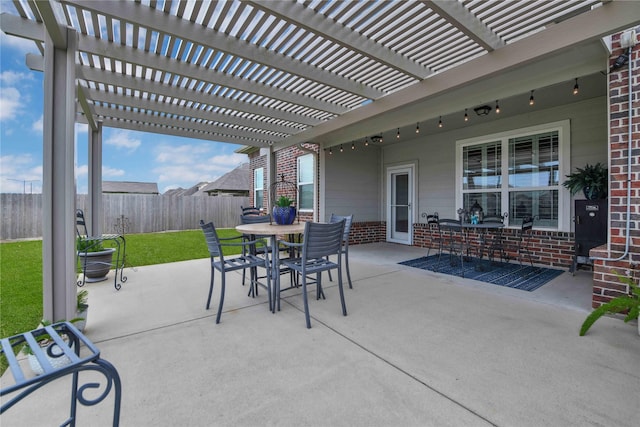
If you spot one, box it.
[272,206,296,225]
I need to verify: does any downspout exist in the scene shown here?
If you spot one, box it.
[297,143,319,222]
[591,44,634,263]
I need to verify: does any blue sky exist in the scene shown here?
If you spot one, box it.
[0,8,248,195]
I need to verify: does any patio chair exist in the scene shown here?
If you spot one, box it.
[200,220,270,323]
[278,220,347,329]
[326,213,354,289]
[239,213,272,289]
[425,213,442,259]
[516,216,535,268]
[483,214,509,263]
[241,206,261,216]
[436,218,466,277]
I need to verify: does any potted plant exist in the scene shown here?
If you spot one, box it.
[77,237,116,282]
[75,289,89,332]
[562,162,608,200]
[579,271,639,336]
[272,195,297,225]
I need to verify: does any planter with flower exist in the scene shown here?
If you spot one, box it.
[562,162,608,200]
[272,195,297,225]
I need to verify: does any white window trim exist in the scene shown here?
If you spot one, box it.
[253,167,263,209]
[297,154,314,212]
[456,120,571,231]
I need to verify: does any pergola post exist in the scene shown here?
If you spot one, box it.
[88,121,103,236]
[42,27,77,322]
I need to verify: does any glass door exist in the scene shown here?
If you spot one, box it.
[387,165,414,244]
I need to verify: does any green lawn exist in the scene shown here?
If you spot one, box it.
[0,229,242,373]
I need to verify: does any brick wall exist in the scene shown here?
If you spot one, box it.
[414,223,575,269]
[591,29,640,308]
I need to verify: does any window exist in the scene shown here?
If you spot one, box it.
[297,154,314,211]
[457,121,570,230]
[254,167,263,209]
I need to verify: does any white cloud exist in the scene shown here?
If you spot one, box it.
[31,115,43,133]
[0,86,22,121]
[76,164,88,178]
[152,143,246,186]
[103,166,125,177]
[0,154,42,193]
[0,70,34,86]
[104,130,141,152]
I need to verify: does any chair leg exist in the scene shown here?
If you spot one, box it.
[216,270,226,324]
[316,273,325,300]
[301,274,311,329]
[206,266,215,310]
[344,249,353,289]
[337,265,347,317]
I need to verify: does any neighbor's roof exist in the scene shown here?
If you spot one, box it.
[201,163,250,193]
[103,181,159,194]
[2,0,637,149]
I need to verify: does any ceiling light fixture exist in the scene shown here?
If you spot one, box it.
[495,100,500,114]
[473,105,492,116]
[529,90,535,106]
[370,135,383,144]
[573,78,579,95]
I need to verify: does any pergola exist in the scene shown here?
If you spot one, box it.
[1,0,638,320]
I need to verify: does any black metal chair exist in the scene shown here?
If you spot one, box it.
[75,209,127,289]
[436,218,466,277]
[327,213,354,289]
[278,220,347,329]
[200,220,270,323]
[516,216,535,268]
[425,213,442,259]
[483,214,508,263]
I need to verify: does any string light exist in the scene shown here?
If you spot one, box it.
[364,137,369,146]
[340,144,344,153]
[438,116,443,128]
[329,147,333,155]
[416,122,420,134]
[351,141,355,150]
[464,109,469,122]
[495,100,500,114]
[573,78,579,95]
[396,128,400,139]
[529,90,535,106]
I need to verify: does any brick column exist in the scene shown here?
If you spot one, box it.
[591,29,640,308]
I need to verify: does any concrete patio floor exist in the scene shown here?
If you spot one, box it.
[2,243,639,426]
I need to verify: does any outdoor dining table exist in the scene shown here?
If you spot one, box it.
[235,222,306,312]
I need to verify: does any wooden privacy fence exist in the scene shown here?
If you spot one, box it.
[0,194,250,240]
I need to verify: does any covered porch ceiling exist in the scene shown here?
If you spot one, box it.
[3,0,639,151]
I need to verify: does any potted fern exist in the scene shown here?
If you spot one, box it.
[563,162,608,200]
[579,271,639,336]
[272,195,297,225]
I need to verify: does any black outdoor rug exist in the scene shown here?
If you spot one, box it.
[399,254,564,292]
